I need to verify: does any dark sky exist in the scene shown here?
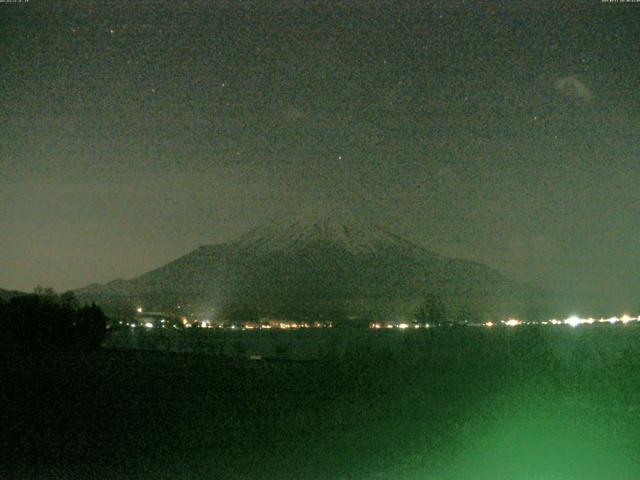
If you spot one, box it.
[1,1,639,308]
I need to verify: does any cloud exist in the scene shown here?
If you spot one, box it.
[554,76,593,102]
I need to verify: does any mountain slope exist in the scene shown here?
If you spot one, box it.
[76,220,544,320]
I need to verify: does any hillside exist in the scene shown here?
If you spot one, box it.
[76,219,547,321]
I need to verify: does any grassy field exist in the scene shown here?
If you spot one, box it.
[3,325,640,479]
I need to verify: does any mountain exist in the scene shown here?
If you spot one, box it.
[76,219,548,321]
[0,288,27,302]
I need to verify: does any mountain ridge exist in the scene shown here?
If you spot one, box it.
[76,219,547,321]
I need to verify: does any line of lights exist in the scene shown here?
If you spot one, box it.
[128,306,638,331]
[486,314,638,328]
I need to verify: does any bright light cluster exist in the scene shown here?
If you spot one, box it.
[369,322,426,330]
[503,319,522,327]
[564,316,582,328]
[480,314,639,328]
[561,315,638,327]
[126,312,639,331]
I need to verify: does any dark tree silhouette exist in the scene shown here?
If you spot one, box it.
[454,302,482,325]
[0,289,107,355]
[415,293,448,326]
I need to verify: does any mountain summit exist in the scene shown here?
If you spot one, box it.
[77,219,542,321]
[230,218,429,255]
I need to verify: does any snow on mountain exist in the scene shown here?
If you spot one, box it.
[230,218,427,255]
[76,219,544,320]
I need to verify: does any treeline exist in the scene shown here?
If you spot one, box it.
[0,288,107,354]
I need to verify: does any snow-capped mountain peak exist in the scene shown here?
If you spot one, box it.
[75,217,535,319]
[230,218,422,254]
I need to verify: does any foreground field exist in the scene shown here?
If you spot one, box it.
[3,325,640,479]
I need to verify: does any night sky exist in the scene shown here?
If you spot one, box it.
[1,1,639,308]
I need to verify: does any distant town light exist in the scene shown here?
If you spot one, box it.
[144,322,154,328]
[621,314,634,324]
[504,319,521,327]
[564,316,581,328]
[136,307,143,313]
[484,321,494,328]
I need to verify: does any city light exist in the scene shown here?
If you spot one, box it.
[621,314,634,324]
[504,319,522,327]
[118,311,640,332]
[564,316,581,328]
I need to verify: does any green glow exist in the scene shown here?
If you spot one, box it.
[382,386,638,480]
